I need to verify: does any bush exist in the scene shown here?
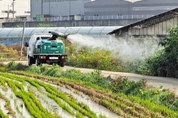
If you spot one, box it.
[66,47,125,71]
[7,62,26,70]
[111,77,146,95]
[137,26,178,77]
[25,65,41,74]
[42,64,62,77]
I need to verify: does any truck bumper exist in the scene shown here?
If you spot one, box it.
[38,54,67,63]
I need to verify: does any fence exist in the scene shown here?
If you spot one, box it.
[1,14,155,22]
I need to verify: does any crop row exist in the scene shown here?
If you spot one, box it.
[0,78,15,118]
[0,92,10,118]
[10,71,178,118]
[0,109,8,118]
[0,72,106,118]
[0,75,60,118]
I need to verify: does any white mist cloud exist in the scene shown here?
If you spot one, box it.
[67,34,163,60]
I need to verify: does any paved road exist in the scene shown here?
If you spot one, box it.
[2,61,178,95]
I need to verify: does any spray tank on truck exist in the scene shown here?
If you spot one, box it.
[24,31,69,67]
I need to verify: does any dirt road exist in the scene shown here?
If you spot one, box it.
[2,61,178,95]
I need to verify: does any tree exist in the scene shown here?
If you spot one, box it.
[140,26,178,77]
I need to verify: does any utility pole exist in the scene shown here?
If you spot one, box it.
[41,0,43,14]
[68,0,71,20]
[20,20,26,60]
[69,0,71,16]
[49,0,50,14]
[12,0,15,19]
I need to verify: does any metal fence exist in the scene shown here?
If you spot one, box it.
[1,14,155,22]
[83,14,155,20]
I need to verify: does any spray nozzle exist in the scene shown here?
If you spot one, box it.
[49,31,69,39]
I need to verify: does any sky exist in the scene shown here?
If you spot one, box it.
[0,0,30,18]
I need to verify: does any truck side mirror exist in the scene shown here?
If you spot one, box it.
[36,37,40,40]
[24,42,29,47]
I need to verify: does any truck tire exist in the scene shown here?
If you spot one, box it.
[35,57,41,66]
[59,61,64,67]
[28,56,33,66]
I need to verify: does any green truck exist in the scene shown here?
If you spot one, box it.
[24,31,68,67]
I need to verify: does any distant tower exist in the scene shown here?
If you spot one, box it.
[12,0,15,19]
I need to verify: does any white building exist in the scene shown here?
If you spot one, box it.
[0,0,30,19]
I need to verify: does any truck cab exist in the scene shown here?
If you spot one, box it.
[25,32,68,67]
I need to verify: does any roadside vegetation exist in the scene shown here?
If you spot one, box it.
[66,46,138,72]
[137,26,178,78]
[0,44,26,61]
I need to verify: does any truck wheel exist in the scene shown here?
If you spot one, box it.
[28,56,33,66]
[59,61,64,67]
[35,57,41,66]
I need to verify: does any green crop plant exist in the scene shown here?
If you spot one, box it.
[0,72,98,118]
[99,99,122,115]
[98,95,148,118]
[0,109,9,118]
[0,77,6,85]
[34,79,98,118]
[76,112,84,118]
[0,78,8,91]
[32,76,99,118]
[25,78,42,92]
[124,95,177,117]
[5,79,60,118]
[9,72,176,116]
[99,114,107,118]
[0,90,16,117]
[47,94,75,116]
[7,80,43,118]
[2,69,178,117]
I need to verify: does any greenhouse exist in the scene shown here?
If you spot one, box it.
[0,26,121,45]
[0,26,121,39]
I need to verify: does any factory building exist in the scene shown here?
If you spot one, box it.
[30,0,178,21]
[84,0,178,17]
[30,0,92,21]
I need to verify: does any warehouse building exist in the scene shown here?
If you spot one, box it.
[30,0,178,21]
[31,0,92,21]
[84,0,178,19]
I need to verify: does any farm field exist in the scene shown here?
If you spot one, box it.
[0,72,120,118]
[0,63,178,118]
